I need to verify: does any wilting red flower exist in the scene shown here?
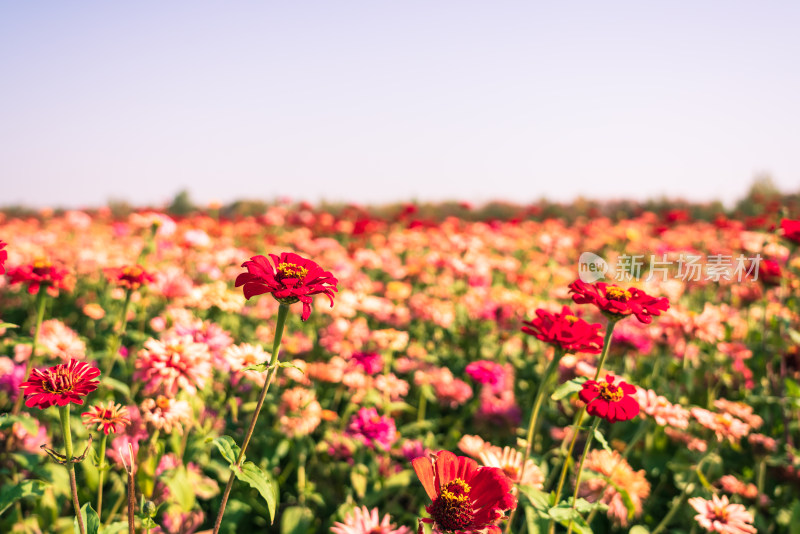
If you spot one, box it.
[412,450,516,534]
[780,219,800,245]
[688,494,756,534]
[104,264,154,290]
[569,280,669,324]
[235,252,338,321]
[0,240,7,275]
[579,375,639,423]
[82,400,131,435]
[19,359,100,409]
[6,258,71,296]
[521,306,604,353]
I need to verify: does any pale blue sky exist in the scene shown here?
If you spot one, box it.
[1,1,798,208]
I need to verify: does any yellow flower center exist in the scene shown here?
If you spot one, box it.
[276,262,308,280]
[156,396,171,410]
[714,414,733,428]
[122,265,143,278]
[564,315,579,324]
[598,382,624,402]
[605,286,632,301]
[33,258,52,270]
[431,478,473,531]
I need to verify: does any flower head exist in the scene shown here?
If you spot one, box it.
[82,400,131,435]
[690,407,750,443]
[345,407,397,450]
[578,449,650,526]
[140,395,192,434]
[412,450,516,533]
[7,258,72,296]
[569,280,669,324]
[521,306,604,353]
[134,335,212,397]
[780,218,800,245]
[331,506,411,534]
[579,375,640,423]
[0,240,6,275]
[688,494,756,534]
[20,359,100,409]
[104,264,154,290]
[235,252,338,321]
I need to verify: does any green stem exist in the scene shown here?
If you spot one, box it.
[212,303,289,534]
[548,320,617,534]
[60,405,86,534]
[97,433,108,522]
[503,348,564,534]
[566,418,602,534]
[12,287,47,415]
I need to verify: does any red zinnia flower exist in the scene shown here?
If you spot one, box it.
[412,450,516,534]
[569,280,669,324]
[759,259,782,287]
[521,306,604,353]
[235,252,338,321]
[780,218,800,245]
[6,258,72,296]
[19,359,100,409]
[104,264,155,290]
[82,400,132,435]
[579,375,639,423]
[0,240,7,275]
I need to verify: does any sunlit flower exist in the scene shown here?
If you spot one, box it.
[688,494,756,534]
[465,360,506,387]
[20,359,100,409]
[330,506,411,534]
[134,335,212,397]
[278,387,322,438]
[634,387,690,429]
[39,319,86,361]
[140,395,192,434]
[718,475,758,500]
[780,218,800,245]
[521,306,604,353]
[350,351,384,375]
[7,258,72,296]
[479,446,544,490]
[569,280,669,324]
[578,449,650,526]
[235,252,338,321]
[691,407,750,443]
[104,264,154,290]
[82,400,131,435]
[345,407,397,450]
[579,375,640,423]
[413,450,516,533]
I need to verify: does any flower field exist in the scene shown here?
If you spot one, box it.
[1,204,799,534]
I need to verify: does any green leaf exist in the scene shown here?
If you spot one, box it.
[789,329,800,346]
[350,467,368,499]
[100,376,131,400]
[607,479,636,521]
[281,506,314,534]
[74,503,100,534]
[163,467,196,512]
[786,378,800,398]
[518,485,551,511]
[523,502,544,534]
[548,504,593,534]
[629,526,650,534]
[0,322,18,329]
[789,500,800,534]
[277,361,304,372]
[592,428,612,453]
[551,377,588,401]
[234,461,279,524]
[102,522,130,534]
[241,361,270,373]
[0,480,47,516]
[208,435,241,466]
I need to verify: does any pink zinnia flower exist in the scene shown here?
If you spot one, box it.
[278,387,322,438]
[345,407,397,450]
[688,494,756,534]
[39,319,86,361]
[140,395,193,434]
[235,252,338,321]
[691,407,750,443]
[465,360,506,387]
[19,359,100,409]
[331,506,411,534]
[350,351,384,375]
[0,240,6,274]
[82,400,131,435]
[134,335,212,397]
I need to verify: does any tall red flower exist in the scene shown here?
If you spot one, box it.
[235,252,338,321]
[412,450,516,534]
[19,359,100,409]
[104,264,154,290]
[0,240,7,275]
[780,219,800,245]
[6,258,72,296]
[569,280,669,324]
[579,375,639,423]
[521,306,604,353]
[82,400,131,435]
[759,259,782,287]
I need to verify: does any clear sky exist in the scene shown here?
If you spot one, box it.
[1,1,798,208]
